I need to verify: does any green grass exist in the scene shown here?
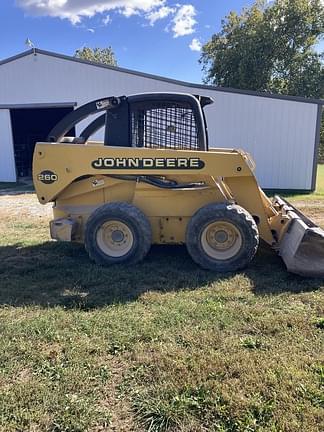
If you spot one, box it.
[281,164,324,202]
[315,164,324,196]
[0,206,323,431]
[0,182,23,190]
[0,182,34,193]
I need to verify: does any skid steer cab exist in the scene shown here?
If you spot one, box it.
[33,92,324,277]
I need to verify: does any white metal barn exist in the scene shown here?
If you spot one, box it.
[0,48,322,190]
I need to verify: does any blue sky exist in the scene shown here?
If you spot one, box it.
[0,0,259,83]
[0,0,321,84]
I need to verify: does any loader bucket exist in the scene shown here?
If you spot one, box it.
[275,197,324,278]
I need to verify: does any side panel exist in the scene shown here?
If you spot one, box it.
[201,93,318,191]
[33,143,275,244]
[0,109,16,182]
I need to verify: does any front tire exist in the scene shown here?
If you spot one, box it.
[85,202,152,265]
[186,203,259,272]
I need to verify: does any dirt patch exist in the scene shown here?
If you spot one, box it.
[0,193,52,220]
[98,358,140,432]
[292,200,324,227]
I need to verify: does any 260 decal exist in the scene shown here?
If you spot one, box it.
[38,170,58,184]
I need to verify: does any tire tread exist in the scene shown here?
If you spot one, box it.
[85,202,152,265]
[186,203,259,272]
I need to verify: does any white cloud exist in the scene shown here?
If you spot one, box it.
[16,0,166,24]
[146,5,175,26]
[171,4,197,38]
[102,14,111,25]
[120,6,139,17]
[189,38,202,52]
[17,1,199,39]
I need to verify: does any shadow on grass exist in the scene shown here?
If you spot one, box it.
[0,241,322,309]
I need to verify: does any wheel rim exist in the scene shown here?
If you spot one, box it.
[96,220,134,257]
[201,221,242,260]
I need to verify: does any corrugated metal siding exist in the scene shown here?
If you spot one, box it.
[200,93,317,190]
[0,110,16,182]
[0,52,319,189]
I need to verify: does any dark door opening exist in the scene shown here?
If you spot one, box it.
[10,106,75,178]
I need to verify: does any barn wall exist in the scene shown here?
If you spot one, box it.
[0,52,319,189]
[0,110,16,182]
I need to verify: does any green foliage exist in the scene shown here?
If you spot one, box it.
[240,336,263,350]
[74,46,117,66]
[314,317,324,329]
[319,113,324,163]
[201,0,324,164]
[200,0,324,98]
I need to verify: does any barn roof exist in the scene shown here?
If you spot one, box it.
[1,48,323,106]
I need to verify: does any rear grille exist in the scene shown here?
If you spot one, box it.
[131,104,199,151]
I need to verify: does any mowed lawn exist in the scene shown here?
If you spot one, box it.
[0,169,323,431]
[313,164,324,196]
[286,164,324,201]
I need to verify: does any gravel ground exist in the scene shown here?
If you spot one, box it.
[0,193,52,220]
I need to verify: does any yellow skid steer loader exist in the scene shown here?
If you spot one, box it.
[33,93,324,277]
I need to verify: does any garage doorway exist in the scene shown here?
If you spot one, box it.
[10,105,75,178]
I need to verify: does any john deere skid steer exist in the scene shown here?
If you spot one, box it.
[32,93,324,277]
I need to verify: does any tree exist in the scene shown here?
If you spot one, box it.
[200,0,324,160]
[320,113,324,163]
[74,46,117,66]
[200,0,323,97]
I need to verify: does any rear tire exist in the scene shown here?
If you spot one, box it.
[85,202,152,265]
[186,203,259,272]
